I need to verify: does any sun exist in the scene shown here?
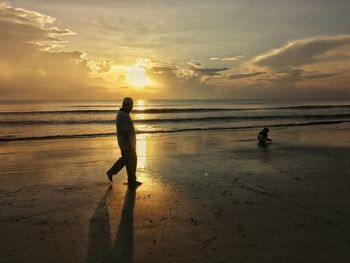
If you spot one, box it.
[126,65,150,88]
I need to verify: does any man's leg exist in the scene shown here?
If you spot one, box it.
[122,149,137,183]
[106,156,126,182]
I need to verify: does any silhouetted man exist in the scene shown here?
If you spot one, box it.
[106,97,141,187]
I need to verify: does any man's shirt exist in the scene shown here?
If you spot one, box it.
[116,109,136,151]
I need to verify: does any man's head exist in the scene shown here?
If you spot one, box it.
[122,97,133,113]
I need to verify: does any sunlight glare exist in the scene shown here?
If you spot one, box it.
[127,65,150,88]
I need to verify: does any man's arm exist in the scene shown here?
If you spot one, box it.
[119,131,132,149]
[117,113,133,150]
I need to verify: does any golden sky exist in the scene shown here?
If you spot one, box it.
[1,0,350,100]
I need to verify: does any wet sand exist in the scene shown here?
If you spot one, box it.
[1,124,350,262]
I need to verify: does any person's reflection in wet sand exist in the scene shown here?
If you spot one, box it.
[87,185,137,263]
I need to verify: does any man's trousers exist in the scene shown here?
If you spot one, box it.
[107,149,137,182]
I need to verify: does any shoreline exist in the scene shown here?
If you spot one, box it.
[1,120,349,142]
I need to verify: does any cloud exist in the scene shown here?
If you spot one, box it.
[1,1,349,100]
[299,72,337,80]
[253,35,350,71]
[210,55,245,61]
[151,66,177,74]
[0,1,55,26]
[229,72,266,79]
[97,60,112,73]
[250,35,350,96]
[0,2,116,100]
[187,61,203,68]
[203,35,350,98]
[145,66,216,99]
[192,66,229,76]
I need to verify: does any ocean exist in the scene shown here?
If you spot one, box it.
[1,99,350,142]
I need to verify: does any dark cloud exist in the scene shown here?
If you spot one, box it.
[192,67,229,76]
[229,72,266,79]
[299,72,337,80]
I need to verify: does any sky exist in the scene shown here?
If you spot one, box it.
[1,0,350,100]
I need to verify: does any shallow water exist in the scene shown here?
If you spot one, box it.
[1,99,350,141]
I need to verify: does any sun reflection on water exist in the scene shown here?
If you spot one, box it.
[136,99,145,109]
[135,99,146,120]
[136,133,148,171]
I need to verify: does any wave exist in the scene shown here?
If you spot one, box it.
[0,108,230,115]
[1,114,350,126]
[0,120,347,142]
[278,105,350,110]
[69,105,119,108]
[1,104,350,115]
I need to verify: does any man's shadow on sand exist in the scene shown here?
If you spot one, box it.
[87,185,136,263]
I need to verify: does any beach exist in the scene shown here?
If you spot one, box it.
[1,123,350,262]
[2,0,350,261]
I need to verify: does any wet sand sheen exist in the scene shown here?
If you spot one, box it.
[1,124,350,262]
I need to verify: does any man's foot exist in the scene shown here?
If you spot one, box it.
[128,180,142,189]
[106,171,113,182]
